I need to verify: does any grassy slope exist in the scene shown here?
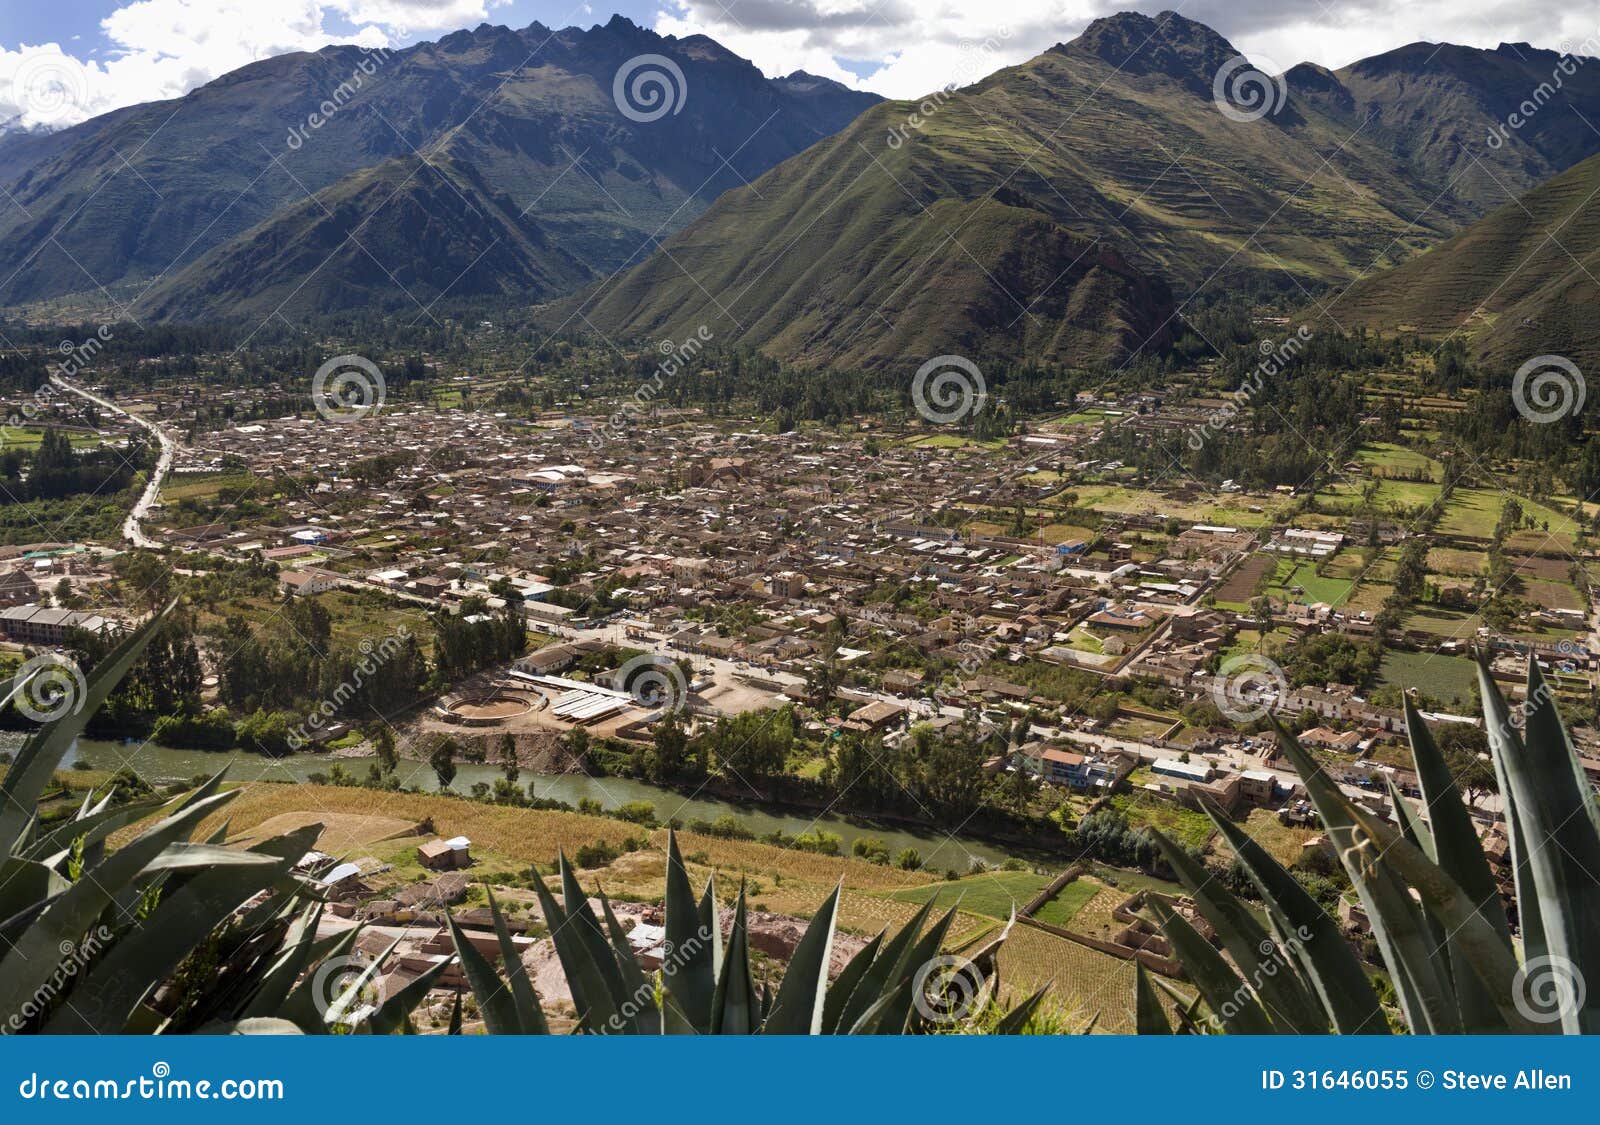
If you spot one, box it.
[578,13,1473,371]
[1316,151,1600,371]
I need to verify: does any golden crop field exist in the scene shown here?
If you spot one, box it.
[995,923,1150,1034]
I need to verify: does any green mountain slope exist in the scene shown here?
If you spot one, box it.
[1315,151,1600,372]
[579,11,1550,370]
[0,17,877,319]
[1296,41,1600,213]
[136,157,591,324]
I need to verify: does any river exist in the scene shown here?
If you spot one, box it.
[42,736,1027,870]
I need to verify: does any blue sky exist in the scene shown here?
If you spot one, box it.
[2,1,1593,131]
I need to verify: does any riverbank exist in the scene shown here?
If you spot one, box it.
[52,737,1031,870]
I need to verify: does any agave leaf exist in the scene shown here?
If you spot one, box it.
[854,905,959,1034]
[557,856,633,1020]
[27,792,171,865]
[597,891,652,1034]
[660,832,717,1033]
[276,927,360,1032]
[1270,720,1459,1033]
[822,928,884,1033]
[0,856,68,934]
[1404,698,1512,944]
[1340,802,1546,1034]
[367,952,455,1035]
[1134,962,1172,1034]
[0,600,176,852]
[1148,897,1274,1034]
[446,910,526,1035]
[529,862,622,1032]
[1477,662,1547,963]
[1148,827,1326,1033]
[447,991,463,1035]
[1384,770,1504,1033]
[1199,797,1388,1033]
[762,881,842,1034]
[493,888,551,1033]
[834,897,937,1032]
[698,874,723,978]
[711,882,758,1033]
[240,902,326,1018]
[1485,660,1600,1033]
[324,935,401,1028]
[42,848,297,1033]
[993,986,1049,1034]
[0,787,237,1020]
[173,768,231,813]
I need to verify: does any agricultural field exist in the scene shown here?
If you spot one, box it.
[1377,650,1481,707]
[1212,552,1275,608]
[888,870,1054,920]
[1071,483,1286,528]
[1031,877,1103,927]
[1109,793,1215,850]
[992,922,1150,1033]
[1227,807,1322,868]
[1264,557,1354,607]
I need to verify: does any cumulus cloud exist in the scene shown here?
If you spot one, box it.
[653,0,1600,99]
[0,0,506,130]
[3,0,1595,130]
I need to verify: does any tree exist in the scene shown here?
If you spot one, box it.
[429,736,458,791]
[371,724,398,774]
[1436,722,1498,805]
[498,732,519,783]
[650,710,690,782]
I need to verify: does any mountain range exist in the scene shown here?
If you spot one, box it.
[579,12,1600,369]
[1,10,1596,372]
[0,17,876,323]
[1316,149,1600,372]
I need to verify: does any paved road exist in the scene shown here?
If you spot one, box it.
[49,373,175,549]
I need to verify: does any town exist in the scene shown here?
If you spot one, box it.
[2,326,1592,1031]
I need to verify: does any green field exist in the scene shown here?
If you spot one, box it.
[888,871,1052,920]
[1031,879,1103,927]
[1266,558,1354,606]
[1378,650,1480,707]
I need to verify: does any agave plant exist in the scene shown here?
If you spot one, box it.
[1140,656,1600,1035]
[0,604,451,1034]
[444,832,1047,1034]
[2,605,1044,1035]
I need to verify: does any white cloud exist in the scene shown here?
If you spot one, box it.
[652,0,1600,99]
[0,0,505,130]
[3,0,1595,131]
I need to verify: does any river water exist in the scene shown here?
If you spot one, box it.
[39,736,1025,870]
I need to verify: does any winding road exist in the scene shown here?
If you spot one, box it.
[49,373,175,549]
